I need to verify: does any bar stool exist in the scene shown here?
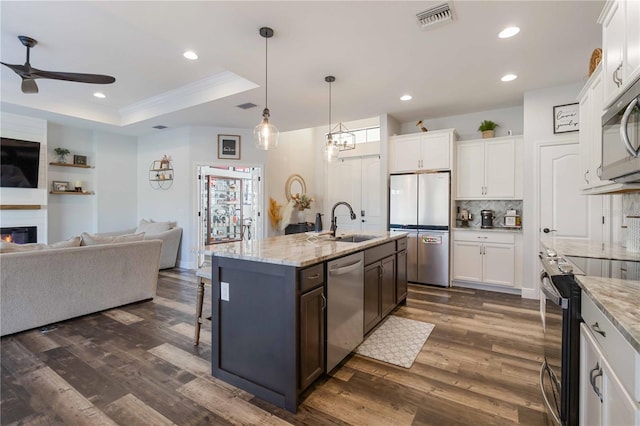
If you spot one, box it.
[194,266,211,345]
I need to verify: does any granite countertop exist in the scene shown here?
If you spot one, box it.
[577,275,640,352]
[541,237,640,352]
[203,231,407,267]
[453,226,522,233]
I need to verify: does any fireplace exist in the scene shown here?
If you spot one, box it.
[1,226,37,244]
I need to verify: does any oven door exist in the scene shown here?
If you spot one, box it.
[539,270,567,426]
[601,76,640,183]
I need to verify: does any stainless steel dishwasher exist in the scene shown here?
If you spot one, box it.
[326,251,364,373]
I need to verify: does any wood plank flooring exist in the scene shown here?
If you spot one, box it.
[1,269,549,425]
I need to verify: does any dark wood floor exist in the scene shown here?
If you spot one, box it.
[1,269,549,425]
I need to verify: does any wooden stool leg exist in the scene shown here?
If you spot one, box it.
[194,279,205,345]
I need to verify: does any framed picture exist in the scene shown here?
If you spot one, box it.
[218,135,241,160]
[73,155,88,165]
[553,103,579,134]
[52,181,69,192]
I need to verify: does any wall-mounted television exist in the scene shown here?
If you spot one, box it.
[0,138,41,188]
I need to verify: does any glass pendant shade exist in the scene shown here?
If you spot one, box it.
[325,136,339,162]
[254,108,279,150]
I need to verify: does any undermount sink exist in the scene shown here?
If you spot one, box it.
[333,234,378,243]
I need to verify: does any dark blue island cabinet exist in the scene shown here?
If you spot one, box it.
[210,256,325,413]
[207,233,408,413]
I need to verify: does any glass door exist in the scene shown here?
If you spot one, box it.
[207,175,243,244]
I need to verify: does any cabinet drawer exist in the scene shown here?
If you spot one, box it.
[396,237,407,252]
[453,230,515,244]
[581,293,640,401]
[299,263,324,293]
[364,242,395,265]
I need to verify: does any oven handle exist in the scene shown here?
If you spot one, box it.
[620,97,640,158]
[540,274,569,309]
[539,363,562,426]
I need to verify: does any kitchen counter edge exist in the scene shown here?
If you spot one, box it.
[203,231,408,268]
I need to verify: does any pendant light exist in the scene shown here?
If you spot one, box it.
[324,75,355,162]
[254,27,279,150]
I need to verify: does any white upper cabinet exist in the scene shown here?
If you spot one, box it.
[578,66,612,190]
[455,136,523,200]
[600,0,640,107]
[389,129,455,173]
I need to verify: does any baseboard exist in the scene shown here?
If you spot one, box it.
[520,287,539,300]
[451,280,521,296]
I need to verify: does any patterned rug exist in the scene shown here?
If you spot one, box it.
[354,316,435,368]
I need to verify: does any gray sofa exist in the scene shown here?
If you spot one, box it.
[98,226,182,269]
[0,240,162,336]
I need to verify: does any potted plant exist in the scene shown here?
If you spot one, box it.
[478,120,499,139]
[54,147,70,163]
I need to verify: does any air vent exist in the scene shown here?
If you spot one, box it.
[416,2,454,30]
[152,125,168,130]
[237,102,257,110]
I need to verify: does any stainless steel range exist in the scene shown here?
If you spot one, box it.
[538,249,640,425]
[539,249,582,426]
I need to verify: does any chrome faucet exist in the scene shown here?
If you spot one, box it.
[330,201,357,237]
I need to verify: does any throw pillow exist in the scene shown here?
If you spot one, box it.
[81,232,144,246]
[136,221,170,235]
[139,218,176,229]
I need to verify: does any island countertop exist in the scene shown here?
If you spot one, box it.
[203,231,408,267]
[541,237,640,352]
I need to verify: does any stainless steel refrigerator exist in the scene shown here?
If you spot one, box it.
[389,172,450,287]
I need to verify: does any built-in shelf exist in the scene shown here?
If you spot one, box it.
[49,162,93,169]
[49,191,94,195]
[0,205,43,210]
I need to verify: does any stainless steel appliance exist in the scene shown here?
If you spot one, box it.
[539,249,583,426]
[326,251,364,372]
[389,172,450,287]
[601,75,640,183]
[481,210,494,229]
[537,251,640,425]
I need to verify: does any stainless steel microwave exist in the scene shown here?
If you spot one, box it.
[602,76,640,183]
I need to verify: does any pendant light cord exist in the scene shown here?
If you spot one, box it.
[264,34,268,110]
[328,80,332,135]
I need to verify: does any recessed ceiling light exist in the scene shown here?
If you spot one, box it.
[400,94,413,101]
[93,92,106,98]
[501,74,518,82]
[499,26,520,39]
[183,51,198,60]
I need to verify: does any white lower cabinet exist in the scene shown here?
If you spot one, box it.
[580,293,640,426]
[452,230,520,288]
[580,323,639,426]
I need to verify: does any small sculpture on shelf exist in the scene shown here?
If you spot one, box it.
[160,154,171,169]
[416,120,428,132]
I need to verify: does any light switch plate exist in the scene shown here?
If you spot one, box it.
[221,281,229,301]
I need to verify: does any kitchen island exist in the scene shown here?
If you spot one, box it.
[203,231,408,413]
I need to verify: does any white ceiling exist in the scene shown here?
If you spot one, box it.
[1,1,604,137]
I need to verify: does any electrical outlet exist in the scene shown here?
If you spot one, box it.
[221,281,230,301]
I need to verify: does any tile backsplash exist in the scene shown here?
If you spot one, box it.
[623,193,640,217]
[455,200,523,228]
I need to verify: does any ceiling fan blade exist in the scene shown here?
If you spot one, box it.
[30,68,115,84]
[1,62,30,76]
[21,78,38,94]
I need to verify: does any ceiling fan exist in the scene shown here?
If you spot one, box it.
[1,35,116,94]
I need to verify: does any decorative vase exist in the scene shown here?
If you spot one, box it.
[297,210,306,223]
[482,130,495,139]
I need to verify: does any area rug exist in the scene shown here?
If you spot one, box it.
[354,316,435,368]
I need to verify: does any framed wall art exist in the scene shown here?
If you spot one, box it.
[52,181,70,192]
[218,135,241,160]
[553,103,579,134]
[73,155,88,165]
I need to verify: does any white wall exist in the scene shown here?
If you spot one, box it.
[47,123,96,242]
[266,128,317,236]
[94,131,137,232]
[523,82,604,299]
[399,106,524,141]
[137,127,191,266]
